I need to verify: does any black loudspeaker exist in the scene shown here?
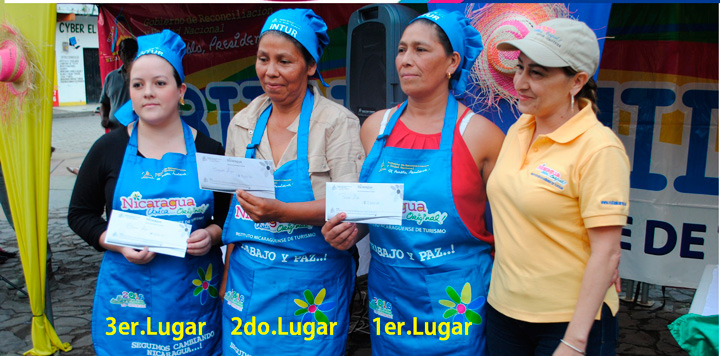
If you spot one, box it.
[346,5,419,123]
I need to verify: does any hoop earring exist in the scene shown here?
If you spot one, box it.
[446,72,452,79]
[180,97,185,105]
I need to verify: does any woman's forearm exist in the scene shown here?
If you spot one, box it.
[561,226,622,351]
[278,199,327,226]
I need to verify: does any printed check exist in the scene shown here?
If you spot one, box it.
[325,183,404,225]
[196,153,275,199]
[105,210,191,258]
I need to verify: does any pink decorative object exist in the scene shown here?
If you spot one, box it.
[465,3,570,114]
[0,41,27,82]
[0,22,39,123]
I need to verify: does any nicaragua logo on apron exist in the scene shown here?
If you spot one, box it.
[402,200,448,225]
[119,191,209,217]
[232,204,313,235]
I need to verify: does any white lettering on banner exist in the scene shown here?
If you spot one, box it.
[598,80,718,288]
[186,41,204,54]
[208,33,261,52]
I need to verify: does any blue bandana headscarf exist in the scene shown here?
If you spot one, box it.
[411,10,482,99]
[261,8,330,87]
[114,29,187,125]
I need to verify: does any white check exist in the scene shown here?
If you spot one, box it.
[105,210,191,258]
[196,153,275,199]
[325,183,404,225]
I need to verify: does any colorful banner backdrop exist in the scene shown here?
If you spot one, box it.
[597,3,718,288]
[97,4,366,146]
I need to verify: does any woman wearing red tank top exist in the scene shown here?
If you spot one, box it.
[322,11,503,252]
[322,10,505,355]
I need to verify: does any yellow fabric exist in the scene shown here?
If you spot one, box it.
[487,99,630,323]
[0,2,71,354]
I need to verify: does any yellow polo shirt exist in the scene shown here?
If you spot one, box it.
[487,99,630,323]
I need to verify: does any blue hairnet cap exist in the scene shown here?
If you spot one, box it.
[412,10,482,99]
[261,8,330,87]
[114,29,187,126]
[136,29,187,82]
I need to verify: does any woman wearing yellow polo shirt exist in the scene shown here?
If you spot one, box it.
[486,19,630,356]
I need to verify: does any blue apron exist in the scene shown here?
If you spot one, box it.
[361,95,493,355]
[222,89,355,356]
[92,121,223,356]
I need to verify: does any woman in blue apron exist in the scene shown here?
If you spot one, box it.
[220,9,364,356]
[68,30,229,355]
[323,10,504,355]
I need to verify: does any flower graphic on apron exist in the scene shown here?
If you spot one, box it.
[438,282,485,324]
[192,263,218,305]
[293,288,336,324]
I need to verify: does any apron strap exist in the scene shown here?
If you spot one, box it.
[245,88,315,162]
[360,94,459,182]
[438,95,458,150]
[380,106,472,136]
[127,119,197,156]
[246,103,270,159]
[377,100,407,141]
[127,120,140,157]
[295,88,314,162]
[379,94,458,149]
[181,120,197,155]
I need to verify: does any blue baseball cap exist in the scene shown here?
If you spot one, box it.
[261,9,330,87]
[412,10,483,99]
[136,29,187,82]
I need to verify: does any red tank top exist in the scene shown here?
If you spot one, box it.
[385,111,494,245]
